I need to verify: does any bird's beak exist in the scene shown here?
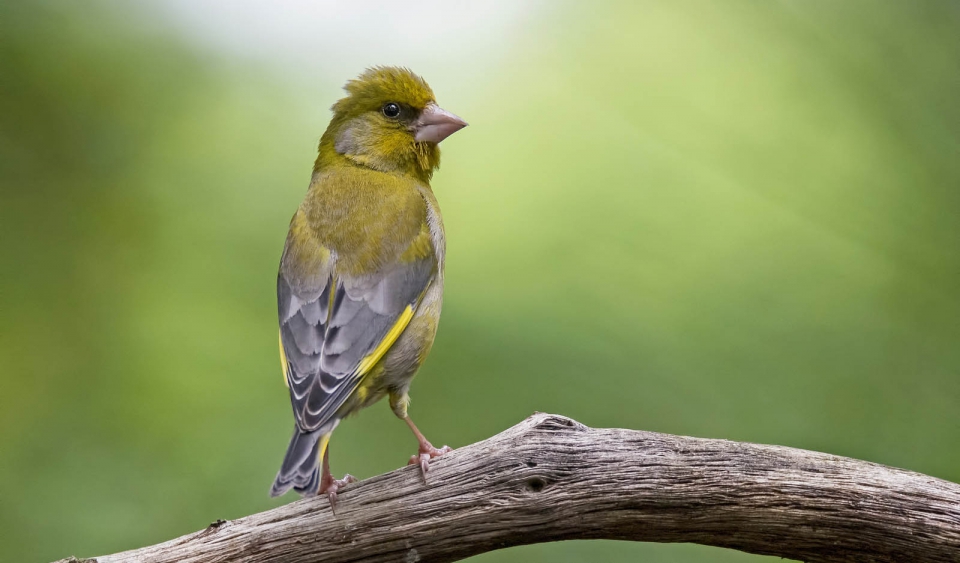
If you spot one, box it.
[414,103,468,143]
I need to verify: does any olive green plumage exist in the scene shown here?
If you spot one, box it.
[271,67,466,499]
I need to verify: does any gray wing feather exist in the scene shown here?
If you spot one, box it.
[279,255,434,432]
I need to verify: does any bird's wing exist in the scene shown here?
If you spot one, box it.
[278,214,436,433]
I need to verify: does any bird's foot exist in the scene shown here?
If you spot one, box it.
[408,444,452,482]
[318,473,357,511]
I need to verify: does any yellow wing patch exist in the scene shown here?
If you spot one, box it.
[317,432,331,463]
[354,304,415,378]
[279,330,289,387]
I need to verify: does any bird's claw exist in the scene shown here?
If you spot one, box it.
[408,445,452,482]
[319,473,357,512]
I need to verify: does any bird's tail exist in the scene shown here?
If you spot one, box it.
[270,427,331,497]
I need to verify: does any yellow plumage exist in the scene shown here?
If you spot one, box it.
[270,67,466,502]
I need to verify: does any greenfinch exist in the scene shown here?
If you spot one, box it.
[270,67,467,503]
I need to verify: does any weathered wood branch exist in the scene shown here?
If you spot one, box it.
[58,413,960,563]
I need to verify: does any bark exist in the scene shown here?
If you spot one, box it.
[56,413,960,563]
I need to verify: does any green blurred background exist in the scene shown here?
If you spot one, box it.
[2,1,958,561]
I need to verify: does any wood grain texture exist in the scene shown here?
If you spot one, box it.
[56,413,960,563]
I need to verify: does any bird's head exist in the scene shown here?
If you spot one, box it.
[316,67,467,181]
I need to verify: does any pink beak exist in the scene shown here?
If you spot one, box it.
[414,103,468,143]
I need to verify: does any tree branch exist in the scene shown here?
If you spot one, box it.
[57,413,960,563]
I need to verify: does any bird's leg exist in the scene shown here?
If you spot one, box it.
[403,415,452,481]
[390,391,451,481]
[317,443,356,511]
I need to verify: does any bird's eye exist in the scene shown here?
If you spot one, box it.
[382,102,401,118]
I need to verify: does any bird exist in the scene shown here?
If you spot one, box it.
[270,67,467,505]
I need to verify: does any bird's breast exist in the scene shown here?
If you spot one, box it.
[301,167,431,276]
